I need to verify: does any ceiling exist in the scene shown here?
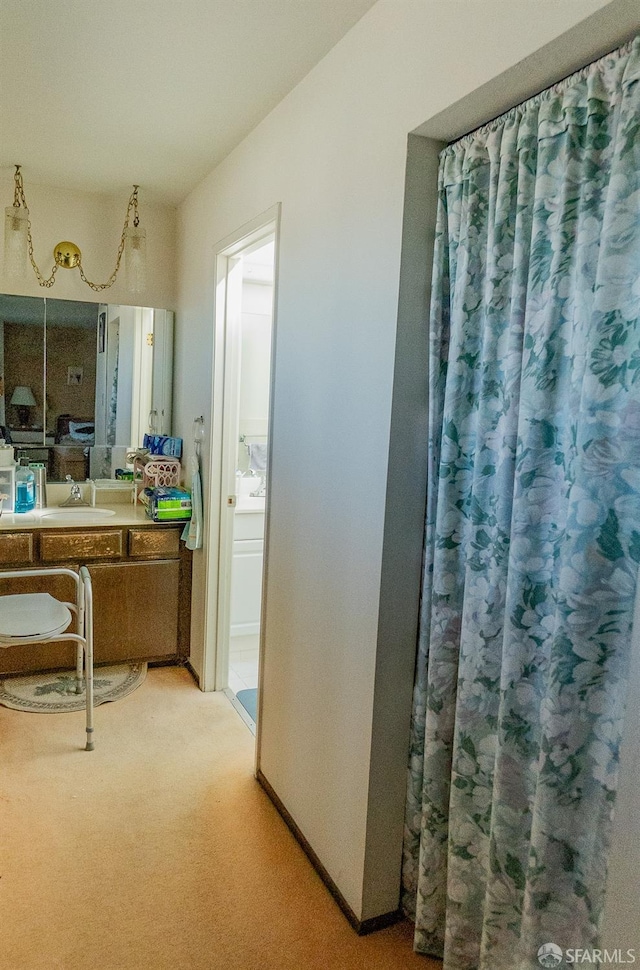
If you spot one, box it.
[0,0,377,206]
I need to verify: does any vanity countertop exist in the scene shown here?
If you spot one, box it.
[0,503,177,531]
[235,496,265,514]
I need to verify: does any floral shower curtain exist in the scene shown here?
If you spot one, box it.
[403,38,640,970]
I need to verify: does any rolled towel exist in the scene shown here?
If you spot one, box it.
[248,442,268,474]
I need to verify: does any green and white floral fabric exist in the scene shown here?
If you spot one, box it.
[403,38,640,970]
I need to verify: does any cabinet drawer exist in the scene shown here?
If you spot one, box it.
[40,530,123,562]
[0,532,34,565]
[128,528,180,559]
[233,511,265,541]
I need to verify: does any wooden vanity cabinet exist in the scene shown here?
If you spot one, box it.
[0,523,191,676]
[89,560,180,662]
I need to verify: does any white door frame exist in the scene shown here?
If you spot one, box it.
[200,204,280,740]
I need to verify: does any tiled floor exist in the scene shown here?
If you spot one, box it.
[228,633,259,693]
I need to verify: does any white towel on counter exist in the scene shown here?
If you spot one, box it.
[248,442,268,474]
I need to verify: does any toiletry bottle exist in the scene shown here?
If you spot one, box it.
[29,462,47,509]
[15,458,36,513]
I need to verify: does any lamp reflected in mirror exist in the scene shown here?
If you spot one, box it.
[10,385,36,428]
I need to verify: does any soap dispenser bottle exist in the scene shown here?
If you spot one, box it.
[15,458,36,513]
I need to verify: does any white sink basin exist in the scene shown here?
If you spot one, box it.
[39,507,117,523]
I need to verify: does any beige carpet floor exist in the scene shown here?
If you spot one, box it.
[0,665,436,970]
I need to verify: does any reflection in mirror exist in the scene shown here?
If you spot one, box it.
[2,298,45,432]
[0,295,173,482]
[46,298,99,482]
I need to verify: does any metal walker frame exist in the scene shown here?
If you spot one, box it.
[0,566,95,750]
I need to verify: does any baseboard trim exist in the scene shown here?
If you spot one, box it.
[183,659,200,686]
[256,768,403,935]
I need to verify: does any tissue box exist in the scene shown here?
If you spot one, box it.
[141,486,192,522]
[143,434,183,458]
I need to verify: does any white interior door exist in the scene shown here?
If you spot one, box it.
[201,206,279,711]
[214,254,243,693]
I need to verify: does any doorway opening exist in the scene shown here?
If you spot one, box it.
[203,208,279,743]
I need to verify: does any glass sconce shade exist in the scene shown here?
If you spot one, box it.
[4,206,29,279]
[124,225,146,294]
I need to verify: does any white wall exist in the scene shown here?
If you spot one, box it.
[175,0,638,924]
[237,278,272,473]
[0,176,176,310]
[239,281,272,425]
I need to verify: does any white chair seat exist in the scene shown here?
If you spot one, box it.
[0,567,94,750]
[0,593,72,644]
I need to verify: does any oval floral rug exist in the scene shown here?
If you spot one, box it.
[0,663,147,713]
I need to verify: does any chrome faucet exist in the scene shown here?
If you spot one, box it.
[59,475,91,507]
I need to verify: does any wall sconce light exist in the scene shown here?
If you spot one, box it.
[4,165,146,293]
[10,385,37,428]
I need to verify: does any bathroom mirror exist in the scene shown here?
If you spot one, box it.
[0,294,173,481]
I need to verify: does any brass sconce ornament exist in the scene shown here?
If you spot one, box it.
[53,241,82,269]
[4,165,146,293]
